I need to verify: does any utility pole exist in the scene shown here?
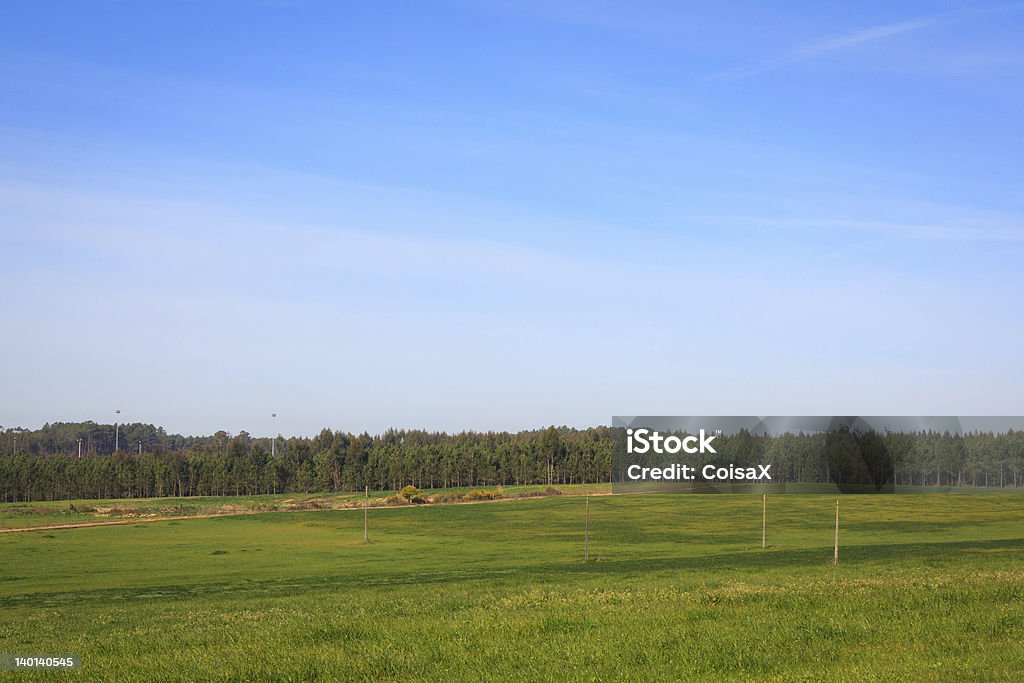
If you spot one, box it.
[584,497,590,561]
[114,409,121,452]
[77,439,82,459]
[271,413,277,457]
[364,485,369,542]
[833,499,840,566]
[138,440,142,455]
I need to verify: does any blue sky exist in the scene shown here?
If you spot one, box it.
[1,1,1022,436]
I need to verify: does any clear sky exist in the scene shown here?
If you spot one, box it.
[1,1,1022,437]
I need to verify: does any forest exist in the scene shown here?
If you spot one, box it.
[1,422,1022,502]
[0,422,613,501]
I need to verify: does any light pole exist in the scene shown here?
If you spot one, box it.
[138,440,142,455]
[77,438,83,459]
[271,413,277,457]
[114,409,121,452]
[12,429,25,455]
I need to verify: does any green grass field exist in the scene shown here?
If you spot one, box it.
[2,493,1024,681]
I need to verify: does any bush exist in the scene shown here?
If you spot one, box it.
[429,492,464,504]
[464,489,502,502]
[399,485,420,500]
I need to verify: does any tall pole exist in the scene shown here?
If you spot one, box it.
[762,493,766,549]
[77,439,82,459]
[833,499,840,565]
[364,485,369,542]
[584,497,590,561]
[114,409,120,452]
[271,413,277,457]
[138,440,142,455]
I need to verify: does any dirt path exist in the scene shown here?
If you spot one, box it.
[0,491,614,534]
[0,510,263,533]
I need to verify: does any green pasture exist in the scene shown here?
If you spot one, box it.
[2,494,1024,681]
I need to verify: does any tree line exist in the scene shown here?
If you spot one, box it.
[0,423,613,502]
[1,422,1023,502]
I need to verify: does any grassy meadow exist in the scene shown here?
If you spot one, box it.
[2,492,1024,681]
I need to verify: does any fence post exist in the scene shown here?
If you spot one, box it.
[584,497,590,561]
[833,499,840,565]
[762,493,766,549]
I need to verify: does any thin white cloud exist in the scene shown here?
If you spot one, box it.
[713,15,938,81]
[674,213,1024,243]
[0,176,650,293]
[798,17,936,55]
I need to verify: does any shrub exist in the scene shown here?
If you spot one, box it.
[464,489,502,502]
[429,492,464,504]
[399,485,420,500]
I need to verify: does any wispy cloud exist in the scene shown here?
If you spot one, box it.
[674,212,1024,243]
[713,15,938,81]
[799,17,936,55]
